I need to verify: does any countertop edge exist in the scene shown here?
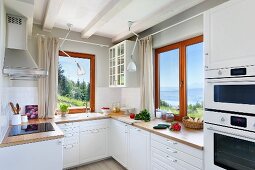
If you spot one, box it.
[132,123,204,150]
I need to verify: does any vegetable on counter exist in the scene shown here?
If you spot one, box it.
[170,122,181,131]
[135,109,151,122]
[129,113,135,119]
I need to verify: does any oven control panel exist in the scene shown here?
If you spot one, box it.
[204,110,255,132]
[230,116,247,128]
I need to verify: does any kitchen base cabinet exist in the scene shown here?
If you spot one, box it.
[151,134,203,170]
[128,126,150,170]
[58,122,80,169]
[0,139,63,170]
[79,120,109,164]
[110,119,129,168]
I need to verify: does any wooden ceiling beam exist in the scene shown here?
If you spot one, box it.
[42,0,64,31]
[81,0,131,39]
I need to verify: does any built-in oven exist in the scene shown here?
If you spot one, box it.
[204,111,255,170]
[205,65,255,114]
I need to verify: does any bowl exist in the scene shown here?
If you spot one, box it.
[101,108,110,115]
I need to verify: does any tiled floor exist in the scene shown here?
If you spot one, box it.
[69,158,126,170]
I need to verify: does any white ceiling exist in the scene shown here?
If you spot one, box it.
[31,0,204,42]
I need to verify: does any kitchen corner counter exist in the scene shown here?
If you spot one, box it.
[110,113,204,150]
[0,119,64,148]
[133,119,204,150]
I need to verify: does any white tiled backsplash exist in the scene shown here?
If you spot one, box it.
[0,87,38,142]
[121,88,140,113]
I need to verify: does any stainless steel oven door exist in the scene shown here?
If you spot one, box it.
[205,76,255,114]
[204,123,255,170]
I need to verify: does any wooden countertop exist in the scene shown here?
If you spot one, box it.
[54,113,109,124]
[133,119,204,150]
[0,119,64,148]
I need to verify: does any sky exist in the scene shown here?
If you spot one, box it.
[160,42,203,89]
[59,56,90,83]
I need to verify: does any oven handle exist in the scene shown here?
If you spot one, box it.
[207,127,255,140]
[206,80,255,84]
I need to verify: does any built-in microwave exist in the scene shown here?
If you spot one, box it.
[205,66,255,114]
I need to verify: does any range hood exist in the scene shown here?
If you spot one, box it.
[3,15,48,80]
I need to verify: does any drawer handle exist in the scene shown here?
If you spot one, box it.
[172,160,177,163]
[166,156,174,162]
[172,150,177,154]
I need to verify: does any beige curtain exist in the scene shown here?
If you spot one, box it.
[139,36,155,119]
[37,36,59,118]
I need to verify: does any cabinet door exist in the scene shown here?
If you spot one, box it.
[204,0,255,69]
[109,48,117,86]
[0,139,63,170]
[110,120,128,167]
[128,127,150,170]
[116,43,125,86]
[63,143,79,168]
[79,128,108,164]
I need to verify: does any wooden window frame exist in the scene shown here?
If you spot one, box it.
[155,35,203,121]
[59,51,95,113]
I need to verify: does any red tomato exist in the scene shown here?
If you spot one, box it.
[130,113,135,119]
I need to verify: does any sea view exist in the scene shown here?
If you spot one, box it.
[160,88,203,106]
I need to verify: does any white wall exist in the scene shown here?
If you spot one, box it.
[153,15,203,49]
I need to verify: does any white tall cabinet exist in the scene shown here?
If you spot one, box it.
[109,40,139,87]
[204,0,255,70]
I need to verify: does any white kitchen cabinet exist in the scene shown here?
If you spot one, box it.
[204,0,255,70]
[110,119,129,168]
[128,126,150,170]
[109,40,139,87]
[58,122,79,169]
[0,139,63,170]
[79,119,109,164]
[151,134,203,170]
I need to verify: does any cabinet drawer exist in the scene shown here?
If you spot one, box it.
[151,161,172,170]
[152,147,200,170]
[63,136,79,145]
[151,134,203,159]
[151,140,202,169]
[80,120,108,131]
[58,122,79,128]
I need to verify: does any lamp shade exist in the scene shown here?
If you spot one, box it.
[77,62,85,76]
[127,59,137,72]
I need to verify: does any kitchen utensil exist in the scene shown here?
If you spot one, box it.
[11,114,21,125]
[9,102,17,114]
[16,103,20,114]
[153,125,168,129]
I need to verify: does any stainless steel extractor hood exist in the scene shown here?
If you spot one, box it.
[3,15,48,80]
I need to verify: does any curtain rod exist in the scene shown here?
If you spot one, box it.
[139,12,203,40]
[32,34,110,48]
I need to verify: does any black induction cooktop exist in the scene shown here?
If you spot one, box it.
[8,122,55,137]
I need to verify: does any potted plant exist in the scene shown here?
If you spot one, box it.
[59,103,69,117]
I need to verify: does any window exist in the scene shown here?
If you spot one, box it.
[58,51,95,113]
[155,36,203,120]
